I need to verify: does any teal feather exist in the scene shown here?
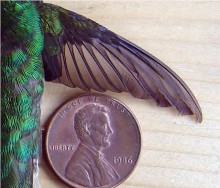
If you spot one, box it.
[1,2,44,187]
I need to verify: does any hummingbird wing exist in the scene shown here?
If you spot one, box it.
[38,3,202,122]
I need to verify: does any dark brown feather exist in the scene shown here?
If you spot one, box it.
[39,3,202,122]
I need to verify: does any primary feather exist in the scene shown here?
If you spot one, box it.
[1,1,202,188]
[37,2,202,122]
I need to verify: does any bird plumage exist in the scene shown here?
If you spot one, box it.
[1,1,202,188]
[1,1,44,187]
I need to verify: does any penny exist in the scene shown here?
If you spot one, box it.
[46,93,141,188]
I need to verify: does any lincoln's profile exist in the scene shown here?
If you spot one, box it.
[65,104,119,187]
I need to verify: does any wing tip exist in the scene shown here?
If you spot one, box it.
[186,103,203,123]
[191,99,203,123]
[195,109,203,123]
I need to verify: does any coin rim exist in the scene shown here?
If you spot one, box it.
[45,93,142,188]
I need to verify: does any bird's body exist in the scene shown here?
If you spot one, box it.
[1,1,202,187]
[1,2,44,187]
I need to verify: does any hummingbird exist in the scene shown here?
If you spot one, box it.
[1,1,202,188]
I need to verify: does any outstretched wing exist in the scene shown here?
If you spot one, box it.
[37,3,202,122]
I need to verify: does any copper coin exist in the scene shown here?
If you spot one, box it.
[46,93,141,188]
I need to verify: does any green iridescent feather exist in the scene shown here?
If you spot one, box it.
[1,1,68,187]
[1,2,44,187]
